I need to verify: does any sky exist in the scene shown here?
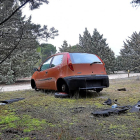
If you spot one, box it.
[22,0,140,56]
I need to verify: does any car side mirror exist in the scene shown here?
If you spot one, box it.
[33,68,39,72]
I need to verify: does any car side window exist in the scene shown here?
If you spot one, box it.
[40,57,52,71]
[51,55,63,68]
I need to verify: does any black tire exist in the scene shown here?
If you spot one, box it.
[54,92,69,98]
[31,80,39,91]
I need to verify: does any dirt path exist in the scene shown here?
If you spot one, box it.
[1,73,140,92]
[109,73,140,79]
[0,80,31,92]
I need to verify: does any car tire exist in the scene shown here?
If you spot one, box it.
[54,92,69,98]
[33,81,39,91]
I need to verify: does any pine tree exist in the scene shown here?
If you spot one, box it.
[120,31,140,72]
[0,0,58,84]
[69,45,79,53]
[0,13,41,83]
[0,0,49,26]
[0,0,58,65]
[79,28,92,52]
[59,40,70,52]
[79,28,116,73]
[59,40,79,53]
[114,56,124,72]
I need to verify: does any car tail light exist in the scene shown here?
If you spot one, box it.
[67,53,74,71]
[95,55,106,70]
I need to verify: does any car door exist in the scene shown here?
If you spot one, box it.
[46,55,64,90]
[35,57,53,89]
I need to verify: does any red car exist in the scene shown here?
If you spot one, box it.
[31,52,109,94]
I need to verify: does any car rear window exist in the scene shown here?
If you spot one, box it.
[69,53,102,64]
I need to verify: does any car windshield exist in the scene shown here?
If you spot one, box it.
[69,53,102,64]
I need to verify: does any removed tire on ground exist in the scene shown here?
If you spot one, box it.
[54,92,69,98]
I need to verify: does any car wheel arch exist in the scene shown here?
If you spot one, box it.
[56,78,69,92]
[31,79,36,89]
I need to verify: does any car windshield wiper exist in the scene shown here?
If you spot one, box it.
[90,61,101,65]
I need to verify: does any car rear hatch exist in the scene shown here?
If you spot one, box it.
[69,53,106,76]
[64,53,109,90]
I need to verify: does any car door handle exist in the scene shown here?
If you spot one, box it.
[46,71,48,74]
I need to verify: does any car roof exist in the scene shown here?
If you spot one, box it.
[46,52,96,60]
[54,52,95,55]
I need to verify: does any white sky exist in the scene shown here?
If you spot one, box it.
[22,0,140,56]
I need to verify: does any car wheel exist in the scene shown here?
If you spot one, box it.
[96,88,103,93]
[61,83,68,93]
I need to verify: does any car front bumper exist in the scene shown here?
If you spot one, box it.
[64,75,109,90]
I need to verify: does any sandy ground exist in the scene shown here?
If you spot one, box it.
[0,73,140,92]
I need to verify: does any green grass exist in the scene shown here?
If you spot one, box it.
[0,77,140,139]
